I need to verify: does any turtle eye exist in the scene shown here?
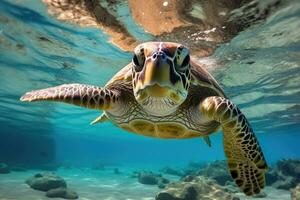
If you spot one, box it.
[132,54,139,65]
[175,55,190,72]
[132,49,145,72]
[181,55,190,67]
[132,54,143,72]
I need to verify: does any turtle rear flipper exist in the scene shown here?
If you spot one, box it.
[200,96,268,196]
[90,113,109,125]
[20,83,119,110]
[203,136,212,147]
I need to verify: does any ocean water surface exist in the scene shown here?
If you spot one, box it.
[0,0,299,200]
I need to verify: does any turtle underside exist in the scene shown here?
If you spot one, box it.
[103,61,225,139]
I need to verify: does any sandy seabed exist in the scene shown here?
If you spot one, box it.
[0,168,291,200]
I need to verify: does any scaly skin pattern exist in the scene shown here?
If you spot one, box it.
[20,84,121,110]
[200,96,268,196]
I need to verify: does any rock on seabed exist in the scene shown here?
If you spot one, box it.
[266,159,300,190]
[291,184,300,200]
[198,160,232,186]
[138,171,170,188]
[46,187,78,199]
[26,172,78,199]
[155,176,239,200]
[26,172,67,191]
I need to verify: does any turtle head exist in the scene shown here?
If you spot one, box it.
[131,42,191,116]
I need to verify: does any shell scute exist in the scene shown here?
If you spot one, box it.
[130,120,155,137]
[156,123,185,138]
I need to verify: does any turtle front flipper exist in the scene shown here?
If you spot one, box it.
[20,84,120,110]
[200,96,268,196]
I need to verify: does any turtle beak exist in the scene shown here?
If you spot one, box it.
[136,51,173,98]
[143,56,170,87]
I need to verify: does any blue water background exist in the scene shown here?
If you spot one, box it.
[0,0,299,169]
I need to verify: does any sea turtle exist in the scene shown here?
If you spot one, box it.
[20,42,268,195]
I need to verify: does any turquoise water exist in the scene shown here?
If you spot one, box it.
[0,0,300,199]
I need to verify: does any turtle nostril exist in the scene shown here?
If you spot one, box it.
[152,53,157,59]
[152,51,167,60]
